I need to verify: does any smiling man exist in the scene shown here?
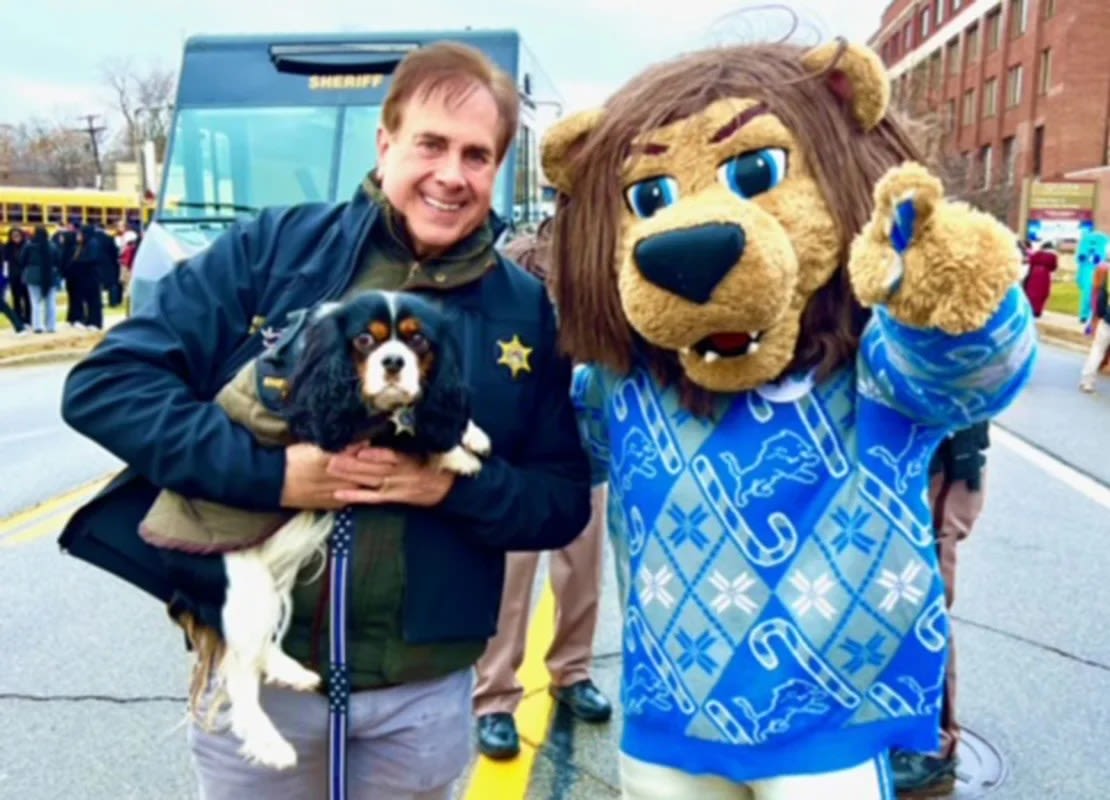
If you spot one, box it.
[61,42,591,800]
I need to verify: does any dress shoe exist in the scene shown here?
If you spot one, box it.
[550,679,612,723]
[476,712,519,760]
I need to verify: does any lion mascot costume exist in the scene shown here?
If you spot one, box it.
[541,39,1037,798]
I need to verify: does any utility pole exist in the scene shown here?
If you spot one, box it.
[75,113,106,189]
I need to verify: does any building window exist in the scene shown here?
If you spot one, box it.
[962,88,976,125]
[931,51,944,88]
[1043,0,1056,18]
[1009,0,1027,39]
[954,0,963,9]
[947,99,957,131]
[936,0,946,25]
[983,78,998,117]
[1033,124,1044,175]
[1002,136,1018,184]
[948,38,961,74]
[986,10,1002,52]
[966,24,980,63]
[1038,48,1052,94]
[905,22,913,51]
[1007,64,1024,107]
[980,144,993,188]
[922,7,932,37]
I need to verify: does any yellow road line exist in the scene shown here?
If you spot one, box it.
[0,475,111,546]
[463,581,557,800]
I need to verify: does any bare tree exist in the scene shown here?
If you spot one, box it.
[101,57,177,162]
[0,119,98,187]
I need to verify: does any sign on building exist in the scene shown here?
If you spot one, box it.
[1022,179,1099,246]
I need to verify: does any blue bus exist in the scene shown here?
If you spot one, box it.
[129,29,561,314]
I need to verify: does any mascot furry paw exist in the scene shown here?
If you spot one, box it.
[543,39,1036,794]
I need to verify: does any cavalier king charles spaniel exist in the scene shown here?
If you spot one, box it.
[182,290,489,769]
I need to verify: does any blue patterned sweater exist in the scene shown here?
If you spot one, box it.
[572,286,1036,782]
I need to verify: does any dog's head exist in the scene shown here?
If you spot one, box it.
[285,291,457,451]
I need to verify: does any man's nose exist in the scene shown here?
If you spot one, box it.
[435,154,465,187]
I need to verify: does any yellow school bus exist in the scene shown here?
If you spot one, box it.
[0,186,153,243]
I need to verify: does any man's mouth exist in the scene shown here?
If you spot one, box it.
[681,331,764,362]
[422,194,464,212]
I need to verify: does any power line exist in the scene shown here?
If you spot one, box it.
[73,113,106,189]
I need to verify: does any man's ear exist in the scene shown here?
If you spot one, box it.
[802,40,891,132]
[541,109,604,195]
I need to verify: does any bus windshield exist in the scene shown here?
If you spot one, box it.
[160,104,383,220]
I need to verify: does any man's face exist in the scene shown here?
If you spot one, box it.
[377,84,502,257]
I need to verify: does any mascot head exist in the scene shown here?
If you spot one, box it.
[543,40,925,407]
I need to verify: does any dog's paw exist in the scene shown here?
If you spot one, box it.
[262,647,321,692]
[239,732,298,770]
[435,446,483,476]
[462,420,492,456]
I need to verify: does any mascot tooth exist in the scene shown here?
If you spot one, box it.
[543,38,1037,797]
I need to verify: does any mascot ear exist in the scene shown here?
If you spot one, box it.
[284,312,366,453]
[541,108,604,195]
[802,40,891,132]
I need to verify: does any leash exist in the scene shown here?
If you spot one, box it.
[326,507,355,800]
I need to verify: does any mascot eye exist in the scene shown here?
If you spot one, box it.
[717,148,787,199]
[353,333,375,353]
[624,176,679,219]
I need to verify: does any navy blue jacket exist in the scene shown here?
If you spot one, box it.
[60,186,592,643]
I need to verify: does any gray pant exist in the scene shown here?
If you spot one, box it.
[188,668,475,799]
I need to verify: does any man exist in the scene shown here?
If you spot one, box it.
[61,42,591,800]
[892,422,990,797]
[474,221,612,759]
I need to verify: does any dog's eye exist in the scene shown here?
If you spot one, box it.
[408,333,428,351]
[624,176,679,219]
[353,333,375,353]
[717,148,787,200]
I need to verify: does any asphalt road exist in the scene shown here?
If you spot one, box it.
[0,343,1107,800]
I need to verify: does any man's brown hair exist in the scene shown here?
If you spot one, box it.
[383,41,520,160]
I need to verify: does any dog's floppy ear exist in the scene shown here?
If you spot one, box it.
[802,39,890,132]
[541,108,603,195]
[284,309,366,452]
[413,323,470,453]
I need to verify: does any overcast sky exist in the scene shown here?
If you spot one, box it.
[1,0,889,130]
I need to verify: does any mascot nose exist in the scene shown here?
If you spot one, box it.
[633,223,747,304]
[382,355,405,374]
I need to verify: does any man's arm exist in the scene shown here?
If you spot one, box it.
[61,213,289,510]
[436,295,592,551]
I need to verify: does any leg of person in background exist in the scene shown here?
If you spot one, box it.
[0,294,26,334]
[473,486,612,758]
[84,279,103,331]
[1080,320,1110,393]
[44,288,57,333]
[27,284,44,333]
[66,278,82,327]
[473,550,542,759]
[11,279,31,326]
[892,469,985,797]
[546,484,612,722]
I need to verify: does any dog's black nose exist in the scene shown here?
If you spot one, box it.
[381,355,405,374]
[632,223,747,304]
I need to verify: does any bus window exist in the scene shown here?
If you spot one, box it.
[163,106,352,218]
[27,204,43,224]
[106,207,124,227]
[4,203,24,224]
[335,106,383,194]
[83,206,105,226]
[47,205,64,224]
[513,124,540,226]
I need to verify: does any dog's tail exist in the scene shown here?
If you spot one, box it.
[177,610,229,730]
[257,510,335,590]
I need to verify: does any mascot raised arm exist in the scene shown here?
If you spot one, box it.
[543,39,1036,799]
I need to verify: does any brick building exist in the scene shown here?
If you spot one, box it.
[868,0,1110,230]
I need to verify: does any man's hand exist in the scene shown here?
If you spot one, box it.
[328,445,457,507]
[279,442,363,510]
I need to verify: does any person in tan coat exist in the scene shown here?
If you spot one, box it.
[473,219,612,759]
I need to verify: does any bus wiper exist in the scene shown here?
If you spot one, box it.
[165,201,260,214]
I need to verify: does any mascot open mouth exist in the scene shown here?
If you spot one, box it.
[682,331,764,362]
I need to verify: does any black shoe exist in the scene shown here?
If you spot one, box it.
[550,679,612,723]
[890,749,958,797]
[476,712,520,760]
